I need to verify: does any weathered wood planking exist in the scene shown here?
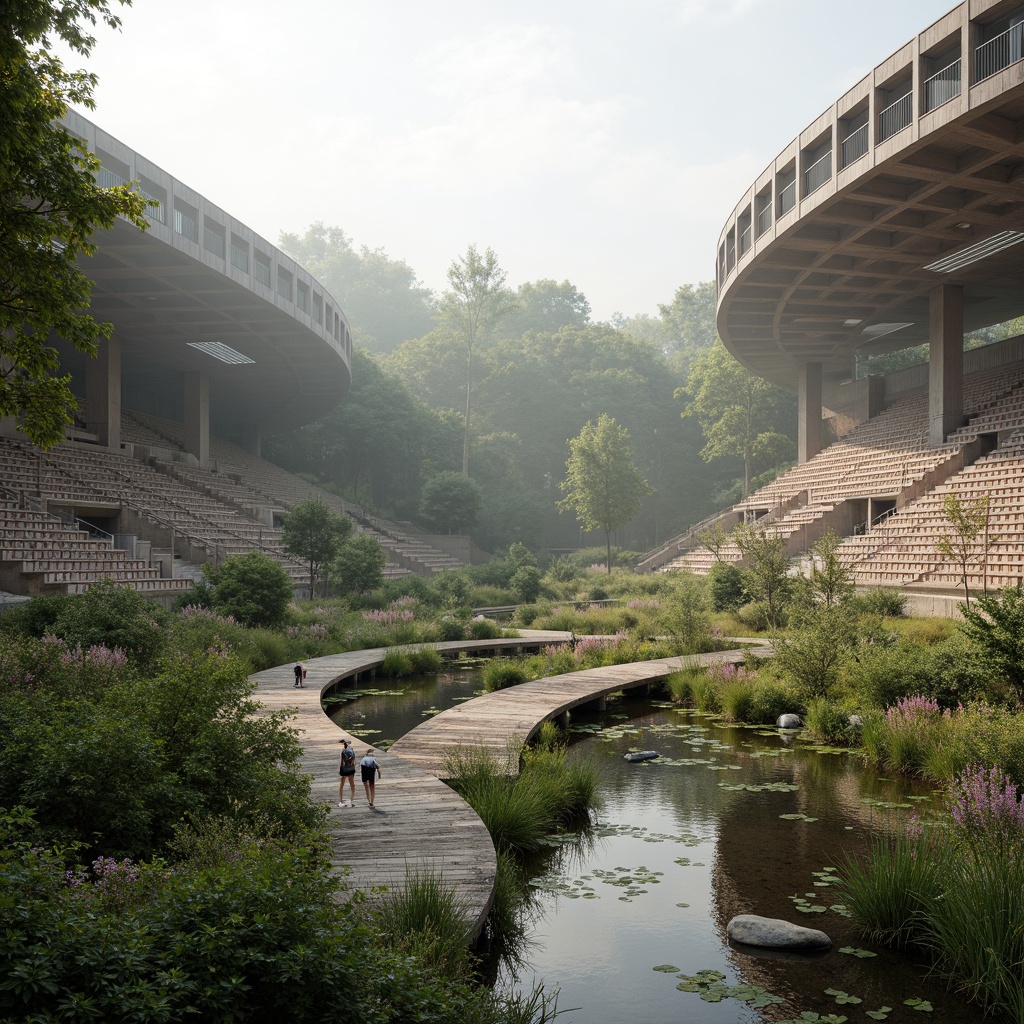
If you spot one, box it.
[248,633,573,938]
[388,646,768,777]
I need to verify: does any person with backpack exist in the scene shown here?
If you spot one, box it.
[360,748,382,808]
[338,739,356,807]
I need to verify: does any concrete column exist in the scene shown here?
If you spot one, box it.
[928,284,964,447]
[798,361,823,463]
[85,334,121,450]
[183,370,209,468]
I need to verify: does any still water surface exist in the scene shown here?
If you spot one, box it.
[326,669,988,1024]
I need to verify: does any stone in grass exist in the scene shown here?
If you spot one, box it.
[777,713,802,729]
[727,914,831,951]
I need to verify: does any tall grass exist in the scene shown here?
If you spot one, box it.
[840,766,1024,1020]
[408,645,442,674]
[483,659,530,692]
[445,743,599,854]
[379,649,414,677]
[373,867,472,977]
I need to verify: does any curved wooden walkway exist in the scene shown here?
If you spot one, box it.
[387,645,769,777]
[251,636,769,938]
[248,634,571,938]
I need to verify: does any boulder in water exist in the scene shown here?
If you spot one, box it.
[727,914,830,950]
[777,713,802,729]
[624,750,659,763]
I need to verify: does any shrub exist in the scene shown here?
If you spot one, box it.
[534,720,562,751]
[707,561,746,612]
[330,533,387,596]
[408,646,442,674]
[772,608,855,703]
[515,603,540,627]
[483,659,529,692]
[959,584,1024,701]
[804,697,858,745]
[845,639,928,709]
[211,551,293,628]
[511,565,542,603]
[380,649,414,677]
[665,666,702,704]
[469,617,503,640]
[849,586,906,617]
[736,601,771,632]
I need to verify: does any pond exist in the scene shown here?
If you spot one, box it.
[325,668,989,1024]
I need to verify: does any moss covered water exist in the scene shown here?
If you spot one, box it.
[321,668,990,1024]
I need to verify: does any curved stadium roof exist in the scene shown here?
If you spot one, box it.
[715,0,1024,391]
[60,110,351,439]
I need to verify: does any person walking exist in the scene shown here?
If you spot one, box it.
[360,748,381,808]
[293,662,305,688]
[338,739,356,807]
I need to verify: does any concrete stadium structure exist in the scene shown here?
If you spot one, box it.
[645,0,1024,604]
[1,112,465,598]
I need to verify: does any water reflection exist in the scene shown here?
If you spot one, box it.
[324,669,985,1024]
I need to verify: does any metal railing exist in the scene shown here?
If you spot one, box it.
[141,190,164,224]
[976,23,1024,82]
[756,202,772,237]
[203,226,225,258]
[841,123,869,167]
[253,259,271,287]
[878,92,912,143]
[173,208,198,242]
[726,237,736,270]
[778,179,796,215]
[803,150,832,197]
[739,223,752,255]
[924,59,961,111]
[96,166,125,188]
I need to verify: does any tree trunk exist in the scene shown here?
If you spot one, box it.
[605,530,612,574]
[462,347,473,476]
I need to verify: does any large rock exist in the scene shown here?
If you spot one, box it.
[624,750,659,763]
[777,713,802,729]
[727,914,831,950]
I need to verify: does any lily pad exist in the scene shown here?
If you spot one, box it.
[652,964,679,973]
[904,998,934,1012]
[838,946,877,958]
[866,1007,893,1020]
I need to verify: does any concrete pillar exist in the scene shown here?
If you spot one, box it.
[928,284,964,447]
[183,370,209,468]
[798,361,823,463]
[85,334,121,450]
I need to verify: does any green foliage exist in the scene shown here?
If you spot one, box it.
[511,564,543,603]
[719,675,795,725]
[409,646,442,674]
[282,497,352,597]
[848,586,907,617]
[278,222,435,352]
[708,560,745,612]
[469,617,503,640]
[958,584,1024,700]
[535,720,562,752]
[803,698,858,745]
[662,573,715,653]
[1,0,150,446]
[373,868,473,978]
[679,339,796,495]
[845,639,929,709]
[732,524,791,628]
[773,608,856,703]
[809,530,854,608]
[558,413,653,571]
[666,665,704,704]
[208,550,292,628]
[418,470,482,533]
[380,649,415,677]
[439,244,518,475]
[936,492,993,605]
[331,532,387,595]
[44,578,166,669]
[483,658,529,692]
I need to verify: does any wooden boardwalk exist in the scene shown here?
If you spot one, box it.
[250,636,768,938]
[388,646,768,777]
[248,634,571,938]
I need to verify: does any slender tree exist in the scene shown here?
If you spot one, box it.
[281,498,352,598]
[2,0,150,447]
[558,414,652,573]
[935,493,994,607]
[438,245,517,475]
[679,340,795,496]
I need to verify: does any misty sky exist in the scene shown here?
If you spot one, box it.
[80,0,953,321]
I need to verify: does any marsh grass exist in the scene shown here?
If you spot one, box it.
[803,697,857,745]
[837,827,945,947]
[535,720,562,751]
[666,665,703,704]
[373,867,472,977]
[408,645,441,674]
[483,659,530,692]
[380,649,414,677]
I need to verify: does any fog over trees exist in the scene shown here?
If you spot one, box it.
[275,225,798,558]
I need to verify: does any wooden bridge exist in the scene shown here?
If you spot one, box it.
[249,636,767,938]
